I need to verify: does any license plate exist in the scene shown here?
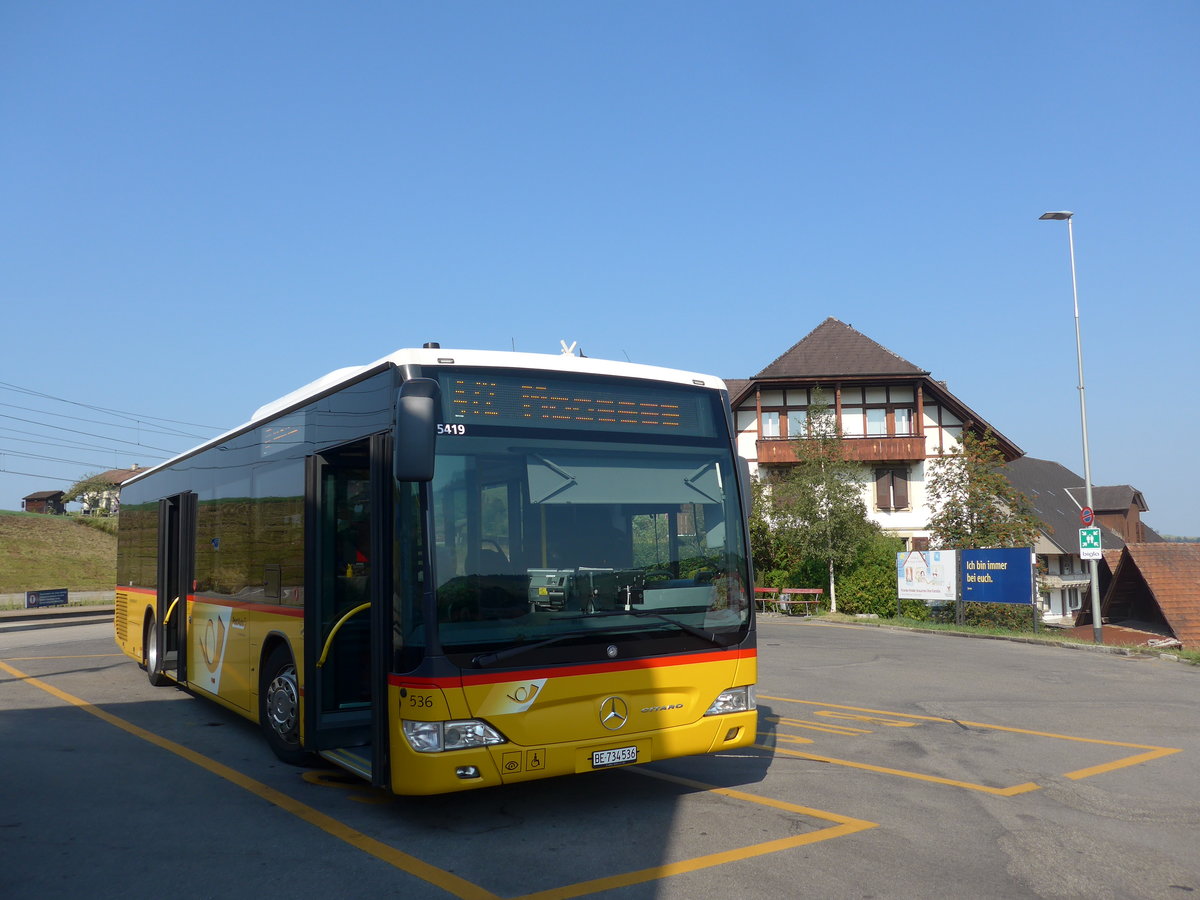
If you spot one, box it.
[592,746,638,768]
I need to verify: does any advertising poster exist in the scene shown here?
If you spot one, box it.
[896,550,956,602]
[960,548,1035,605]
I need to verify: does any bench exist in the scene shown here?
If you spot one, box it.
[753,587,778,613]
[776,588,822,616]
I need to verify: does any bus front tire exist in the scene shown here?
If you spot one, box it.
[145,613,170,686]
[260,645,310,765]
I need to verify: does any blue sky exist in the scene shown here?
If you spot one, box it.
[2,2,1197,536]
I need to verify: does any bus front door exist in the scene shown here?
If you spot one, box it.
[149,491,195,685]
[304,436,390,787]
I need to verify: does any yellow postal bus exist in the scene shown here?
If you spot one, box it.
[114,346,757,794]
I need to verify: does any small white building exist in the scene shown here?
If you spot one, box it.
[77,465,142,515]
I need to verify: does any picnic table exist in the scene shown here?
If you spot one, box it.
[753,587,823,616]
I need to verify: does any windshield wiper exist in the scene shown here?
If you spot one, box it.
[583,609,731,648]
[471,623,645,668]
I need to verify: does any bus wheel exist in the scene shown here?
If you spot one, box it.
[145,613,170,686]
[260,645,310,765]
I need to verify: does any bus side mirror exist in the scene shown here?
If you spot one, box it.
[394,378,441,482]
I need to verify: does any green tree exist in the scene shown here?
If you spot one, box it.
[63,472,115,514]
[926,431,1041,550]
[753,390,878,612]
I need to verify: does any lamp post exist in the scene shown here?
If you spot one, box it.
[1039,210,1103,644]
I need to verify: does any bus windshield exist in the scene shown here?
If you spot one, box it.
[422,431,750,663]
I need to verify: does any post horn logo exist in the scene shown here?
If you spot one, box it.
[599,696,629,731]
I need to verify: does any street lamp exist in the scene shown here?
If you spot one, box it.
[1039,210,1103,644]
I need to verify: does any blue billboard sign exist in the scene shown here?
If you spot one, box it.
[960,549,1034,605]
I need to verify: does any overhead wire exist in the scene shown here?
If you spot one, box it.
[0,448,117,469]
[0,429,171,459]
[0,379,217,501]
[0,468,77,483]
[0,400,209,440]
[0,412,183,455]
[0,380,221,431]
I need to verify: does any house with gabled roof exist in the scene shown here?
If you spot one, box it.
[1073,542,1200,649]
[729,317,1022,550]
[1070,485,1153,544]
[1003,456,1163,618]
[76,465,143,515]
[22,489,66,515]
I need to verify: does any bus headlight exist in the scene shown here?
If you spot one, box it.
[402,719,507,753]
[704,685,756,716]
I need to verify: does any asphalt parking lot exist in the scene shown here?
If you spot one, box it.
[2,614,1196,899]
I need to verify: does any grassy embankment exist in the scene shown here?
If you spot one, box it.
[0,510,116,607]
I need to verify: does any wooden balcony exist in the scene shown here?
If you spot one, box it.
[756,435,927,464]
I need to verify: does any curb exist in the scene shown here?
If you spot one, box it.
[0,606,115,633]
[760,614,1199,668]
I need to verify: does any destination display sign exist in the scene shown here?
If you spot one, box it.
[435,372,717,437]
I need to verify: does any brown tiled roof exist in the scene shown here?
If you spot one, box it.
[1004,456,1129,554]
[722,378,750,401]
[1077,543,1200,649]
[1065,485,1147,513]
[23,490,65,501]
[754,318,928,379]
[94,467,142,486]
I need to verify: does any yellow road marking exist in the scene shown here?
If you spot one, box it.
[1,659,879,899]
[759,743,1041,796]
[1064,747,1182,780]
[815,710,918,728]
[512,768,878,900]
[0,659,499,900]
[762,713,871,736]
[773,733,817,746]
[760,695,1182,787]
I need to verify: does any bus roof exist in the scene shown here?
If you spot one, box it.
[123,347,728,488]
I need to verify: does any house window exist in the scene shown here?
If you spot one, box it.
[866,408,888,435]
[894,407,914,435]
[1062,557,1073,575]
[1067,588,1082,611]
[875,467,910,511]
[761,411,780,438]
[787,409,807,437]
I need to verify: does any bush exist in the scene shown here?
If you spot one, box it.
[836,564,897,616]
[833,532,908,617]
[72,514,118,536]
[758,566,821,591]
[898,598,932,621]
[932,601,1042,631]
[961,601,1043,631]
